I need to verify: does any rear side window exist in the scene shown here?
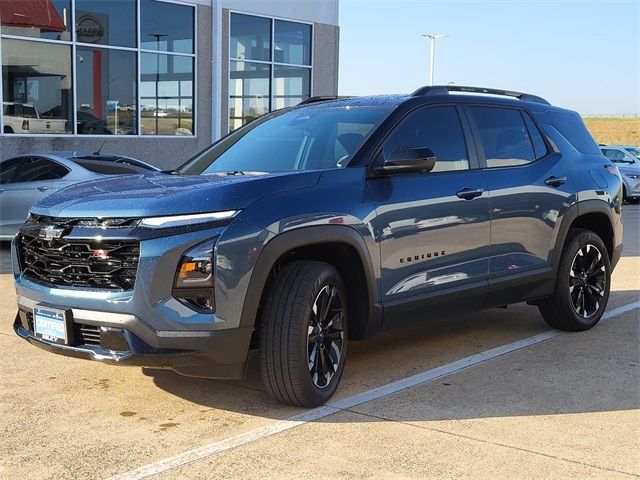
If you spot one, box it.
[14,158,58,182]
[11,157,68,182]
[542,111,600,155]
[0,158,24,184]
[522,112,548,159]
[469,107,538,168]
[383,106,470,172]
[601,149,626,162]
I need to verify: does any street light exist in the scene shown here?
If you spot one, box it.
[421,34,448,86]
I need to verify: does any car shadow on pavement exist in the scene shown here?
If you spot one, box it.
[143,287,640,421]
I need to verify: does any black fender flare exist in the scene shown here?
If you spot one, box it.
[551,199,615,270]
[239,225,381,336]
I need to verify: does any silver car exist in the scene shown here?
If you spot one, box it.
[600,145,640,204]
[0,152,160,240]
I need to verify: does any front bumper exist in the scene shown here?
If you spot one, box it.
[10,220,263,379]
[14,307,252,378]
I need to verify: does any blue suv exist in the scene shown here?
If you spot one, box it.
[12,86,623,407]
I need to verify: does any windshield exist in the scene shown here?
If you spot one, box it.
[179,105,393,175]
[625,147,640,159]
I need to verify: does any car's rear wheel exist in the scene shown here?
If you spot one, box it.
[3,126,13,133]
[259,261,347,407]
[538,229,610,331]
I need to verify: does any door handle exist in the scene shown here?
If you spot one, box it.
[36,186,49,192]
[456,187,484,200]
[544,176,567,187]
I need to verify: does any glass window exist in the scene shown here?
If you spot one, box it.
[140,0,194,54]
[273,66,310,110]
[2,39,73,134]
[625,147,640,159]
[14,157,58,182]
[0,157,24,183]
[76,46,137,135]
[140,53,194,135]
[602,149,626,162]
[542,111,600,155]
[522,112,548,159]
[181,106,392,174]
[0,0,72,41]
[470,107,535,168]
[274,20,311,65]
[75,0,136,48]
[230,14,271,62]
[229,13,314,131]
[229,61,270,131]
[383,106,470,172]
[51,161,70,178]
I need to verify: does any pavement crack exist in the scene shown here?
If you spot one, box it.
[342,408,640,478]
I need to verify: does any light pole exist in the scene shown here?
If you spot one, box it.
[422,34,448,86]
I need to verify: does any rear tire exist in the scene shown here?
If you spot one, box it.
[3,126,13,133]
[538,229,611,331]
[259,261,348,407]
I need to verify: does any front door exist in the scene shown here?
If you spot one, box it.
[367,105,491,324]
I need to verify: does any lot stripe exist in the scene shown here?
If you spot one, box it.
[107,300,640,480]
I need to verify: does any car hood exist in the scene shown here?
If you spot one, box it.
[31,171,321,218]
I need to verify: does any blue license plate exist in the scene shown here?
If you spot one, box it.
[34,306,69,345]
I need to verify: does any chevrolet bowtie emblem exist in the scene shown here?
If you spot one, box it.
[38,225,66,241]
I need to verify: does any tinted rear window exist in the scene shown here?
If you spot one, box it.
[542,112,600,155]
[73,159,149,175]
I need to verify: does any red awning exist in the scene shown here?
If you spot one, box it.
[0,0,67,32]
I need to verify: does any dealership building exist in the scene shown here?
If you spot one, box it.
[0,0,339,168]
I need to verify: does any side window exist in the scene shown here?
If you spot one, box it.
[383,106,470,172]
[51,162,70,179]
[470,107,536,168]
[14,158,56,182]
[522,112,548,159]
[0,158,24,184]
[602,149,625,163]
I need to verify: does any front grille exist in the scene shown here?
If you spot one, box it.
[74,323,101,346]
[27,214,140,229]
[18,234,139,290]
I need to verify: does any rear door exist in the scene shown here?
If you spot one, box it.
[466,105,574,306]
[0,157,25,237]
[367,104,491,324]
[0,157,69,234]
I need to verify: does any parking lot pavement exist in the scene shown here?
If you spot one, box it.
[0,205,638,480]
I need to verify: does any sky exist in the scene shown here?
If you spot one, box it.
[338,0,640,115]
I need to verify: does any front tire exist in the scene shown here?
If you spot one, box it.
[539,229,611,331]
[259,261,348,407]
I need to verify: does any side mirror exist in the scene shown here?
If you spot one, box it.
[376,147,437,175]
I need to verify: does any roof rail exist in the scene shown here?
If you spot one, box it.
[299,96,352,105]
[411,85,550,105]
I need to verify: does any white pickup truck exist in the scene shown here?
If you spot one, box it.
[3,102,68,134]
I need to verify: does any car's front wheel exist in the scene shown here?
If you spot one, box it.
[259,261,348,407]
[539,229,611,331]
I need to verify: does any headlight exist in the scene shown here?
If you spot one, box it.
[627,174,640,179]
[173,240,215,313]
[140,210,239,229]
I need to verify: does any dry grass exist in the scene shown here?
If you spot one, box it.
[583,117,640,146]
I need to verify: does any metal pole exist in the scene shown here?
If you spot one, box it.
[422,34,448,86]
[429,36,435,86]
